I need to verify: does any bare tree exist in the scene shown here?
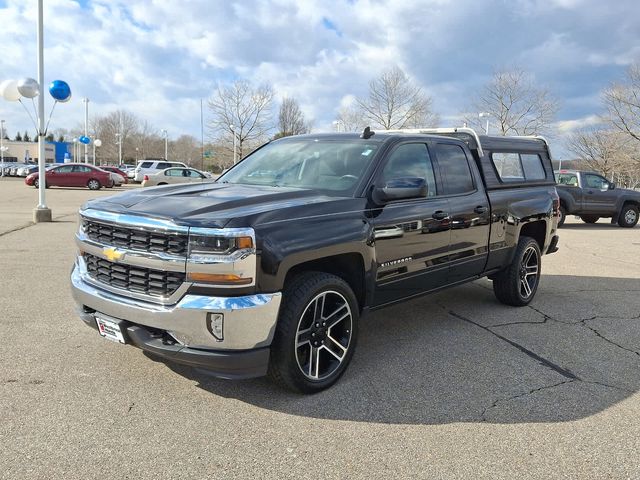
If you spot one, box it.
[566,128,628,178]
[208,80,275,163]
[604,64,640,146]
[465,68,558,136]
[356,66,438,130]
[275,97,311,138]
[335,105,366,132]
[172,135,202,166]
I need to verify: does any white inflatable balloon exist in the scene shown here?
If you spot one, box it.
[0,79,21,101]
[94,139,102,147]
[17,78,40,98]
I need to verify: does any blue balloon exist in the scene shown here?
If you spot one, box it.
[49,80,71,102]
[79,136,91,145]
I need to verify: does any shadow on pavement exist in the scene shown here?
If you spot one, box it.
[156,274,640,425]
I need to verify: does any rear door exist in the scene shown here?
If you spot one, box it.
[433,141,491,284]
[371,142,451,306]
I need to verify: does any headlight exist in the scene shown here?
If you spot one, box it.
[186,228,256,287]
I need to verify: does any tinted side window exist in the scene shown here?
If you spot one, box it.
[140,161,153,168]
[584,174,607,189]
[436,144,474,195]
[380,143,438,197]
[491,153,523,181]
[156,162,171,170]
[521,154,546,180]
[171,163,185,168]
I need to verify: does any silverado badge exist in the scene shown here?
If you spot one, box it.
[103,247,125,262]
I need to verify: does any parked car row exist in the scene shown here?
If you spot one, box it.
[1,162,56,177]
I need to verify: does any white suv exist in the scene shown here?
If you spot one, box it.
[133,160,188,182]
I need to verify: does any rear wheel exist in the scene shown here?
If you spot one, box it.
[87,179,101,190]
[558,205,567,227]
[33,178,47,189]
[493,236,542,306]
[269,272,359,393]
[581,215,599,224]
[618,204,639,228]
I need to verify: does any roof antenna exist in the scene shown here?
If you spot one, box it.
[360,126,375,139]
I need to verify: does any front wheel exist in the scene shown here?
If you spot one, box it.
[581,215,599,224]
[268,272,359,393]
[87,179,101,190]
[618,204,639,228]
[493,236,542,306]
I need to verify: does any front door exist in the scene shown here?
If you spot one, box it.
[581,173,618,214]
[371,142,451,307]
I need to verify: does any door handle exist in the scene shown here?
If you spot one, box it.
[474,205,487,214]
[432,210,448,220]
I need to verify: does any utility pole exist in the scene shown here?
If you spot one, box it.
[162,129,168,160]
[1,120,5,177]
[200,98,204,170]
[83,97,89,163]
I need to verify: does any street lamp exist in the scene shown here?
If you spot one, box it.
[332,119,344,132]
[478,112,491,135]
[161,129,168,160]
[72,137,78,162]
[93,138,101,165]
[229,124,237,164]
[82,97,89,163]
[135,147,139,163]
[1,119,5,177]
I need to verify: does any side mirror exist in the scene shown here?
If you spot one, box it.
[373,177,427,203]
[609,182,616,190]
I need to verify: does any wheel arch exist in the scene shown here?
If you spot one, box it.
[283,253,367,312]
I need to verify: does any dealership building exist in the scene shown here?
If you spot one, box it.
[1,140,73,163]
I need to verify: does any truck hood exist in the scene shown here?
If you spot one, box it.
[83,182,349,228]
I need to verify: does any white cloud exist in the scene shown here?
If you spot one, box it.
[0,0,639,149]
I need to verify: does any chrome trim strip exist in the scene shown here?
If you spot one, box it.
[81,209,189,234]
[76,232,186,271]
[71,263,282,350]
[75,256,191,305]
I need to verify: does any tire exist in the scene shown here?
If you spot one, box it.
[268,272,359,394]
[157,182,168,186]
[557,205,567,228]
[618,204,639,228]
[87,179,101,190]
[580,215,599,224]
[33,178,39,188]
[493,236,542,306]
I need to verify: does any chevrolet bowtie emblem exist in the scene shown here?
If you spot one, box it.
[103,247,125,262]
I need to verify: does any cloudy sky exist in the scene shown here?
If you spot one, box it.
[0,0,639,159]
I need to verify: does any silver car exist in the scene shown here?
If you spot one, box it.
[141,167,212,187]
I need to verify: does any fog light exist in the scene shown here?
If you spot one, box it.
[206,313,224,341]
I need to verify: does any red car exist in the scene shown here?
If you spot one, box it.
[99,165,128,184]
[25,163,113,190]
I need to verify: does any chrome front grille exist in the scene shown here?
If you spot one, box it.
[84,253,185,298]
[82,219,188,255]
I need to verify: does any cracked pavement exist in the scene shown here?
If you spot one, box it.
[1,178,639,479]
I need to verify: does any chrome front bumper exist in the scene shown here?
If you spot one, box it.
[71,261,282,351]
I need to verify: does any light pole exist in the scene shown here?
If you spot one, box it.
[332,119,344,132]
[1,119,5,177]
[230,124,237,164]
[34,0,51,221]
[478,112,490,135]
[161,129,168,160]
[135,147,139,163]
[115,133,122,165]
[82,97,89,163]
[72,138,78,162]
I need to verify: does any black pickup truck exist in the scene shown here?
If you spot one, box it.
[71,128,559,393]
[555,169,640,228]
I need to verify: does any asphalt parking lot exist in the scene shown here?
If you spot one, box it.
[1,177,639,479]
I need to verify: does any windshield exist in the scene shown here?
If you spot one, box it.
[218,139,380,195]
